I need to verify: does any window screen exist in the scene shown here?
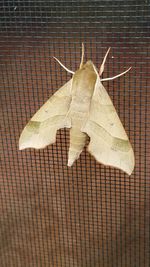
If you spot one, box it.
[0,1,150,266]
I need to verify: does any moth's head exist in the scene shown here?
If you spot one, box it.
[81,60,95,71]
[79,60,99,78]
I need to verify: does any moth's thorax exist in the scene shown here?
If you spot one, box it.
[70,61,97,117]
[72,60,97,98]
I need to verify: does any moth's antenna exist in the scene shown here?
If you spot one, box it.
[53,57,74,74]
[101,67,131,82]
[79,43,85,69]
[99,47,111,76]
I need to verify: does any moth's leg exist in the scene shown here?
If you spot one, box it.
[100,67,131,82]
[53,57,75,74]
[99,47,111,76]
[79,43,85,69]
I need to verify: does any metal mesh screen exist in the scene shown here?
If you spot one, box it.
[0,1,150,266]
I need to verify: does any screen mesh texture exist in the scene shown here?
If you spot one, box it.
[0,1,150,267]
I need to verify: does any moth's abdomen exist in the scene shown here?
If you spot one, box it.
[68,126,87,167]
[67,90,91,166]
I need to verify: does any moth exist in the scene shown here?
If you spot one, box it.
[19,44,135,175]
